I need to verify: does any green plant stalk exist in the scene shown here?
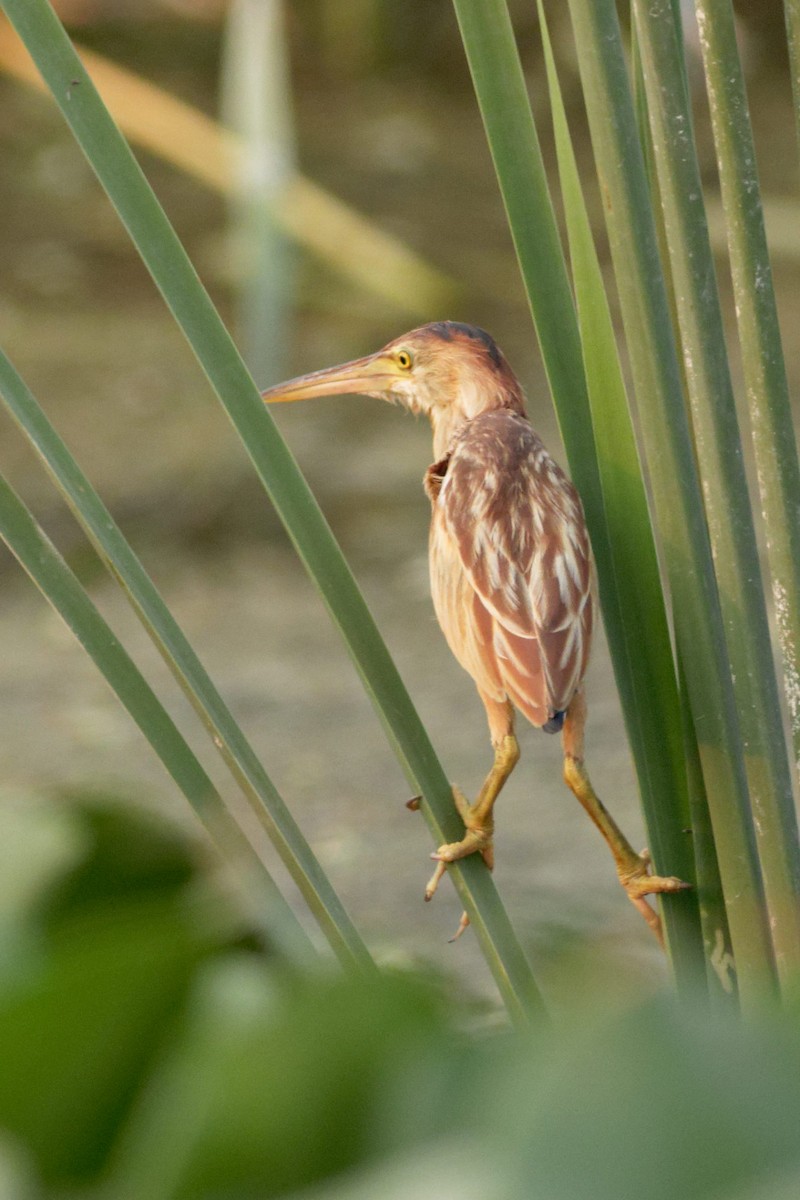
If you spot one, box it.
[695,0,800,779]
[535,0,703,982]
[450,1,599,507]
[630,14,650,178]
[676,652,735,1005]
[2,0,545,1025]
[783,0,800,153]
[450,0,699,970]
[632,0,800,986]
[566,0,777,1011]
[220,0,295,383]
[0,347,372,974]
[0,472,316,970]
[629,13,731,984]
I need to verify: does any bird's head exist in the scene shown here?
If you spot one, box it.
[261,322,526,450]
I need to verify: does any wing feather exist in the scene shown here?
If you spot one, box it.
[434,410,593,720]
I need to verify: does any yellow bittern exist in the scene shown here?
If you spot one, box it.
[262,322,688,944]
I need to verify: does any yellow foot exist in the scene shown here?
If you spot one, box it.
[618,849,691,947]
[423,786,494,944]
[424,837,495,902]
[431,825,493,863]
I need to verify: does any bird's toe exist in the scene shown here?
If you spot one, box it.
[431,827,492,864]
[619,851,691,900]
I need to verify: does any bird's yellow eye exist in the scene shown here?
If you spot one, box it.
[396,350,413,370]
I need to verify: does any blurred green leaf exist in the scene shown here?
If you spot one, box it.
[2,795,800,1199]
[0,800,250,1188]
[0,1134,37,1200]
[0,801,87,932]
[106,965,451,1200]
[487,998,800,1200]
[37,800,197,927]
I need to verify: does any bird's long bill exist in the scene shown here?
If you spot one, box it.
[261,352,399,404]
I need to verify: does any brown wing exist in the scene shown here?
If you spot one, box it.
[436,410,593,725]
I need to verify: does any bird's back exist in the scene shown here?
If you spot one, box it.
[425,409,594,730]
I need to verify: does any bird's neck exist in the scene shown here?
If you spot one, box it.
[429,379,526,459]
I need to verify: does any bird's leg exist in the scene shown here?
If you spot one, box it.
[562,691,690,946]
[424,730,520,905]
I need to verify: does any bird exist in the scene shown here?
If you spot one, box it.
[261,321,689,944]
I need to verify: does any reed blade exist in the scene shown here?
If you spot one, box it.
[0,345,372,973]
[0,470,316,970]
[632,0,800,987]
[452,0,704,982]
[695,0,800,786]
[566,0,777,1011]
[535,0,703,983]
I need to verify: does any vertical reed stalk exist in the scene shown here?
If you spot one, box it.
[566,0,777,1011]
[632,0,800,986]
[784,0,800,152]
[535,0,703,983]
[0,346,371,972]
[451,0,702,979]
[220,0,295,382]
[695,0,800,781]
[0,472,318,970]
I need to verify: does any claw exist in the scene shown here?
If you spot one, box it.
[449,910,471,942]
[424,859,447,901]
[422,777,501,942]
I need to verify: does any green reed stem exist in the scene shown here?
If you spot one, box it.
[633,0,800,988]
[451,0,703,985]
[783,0,800,154]
[695,0,800,783]
[535,0,702,982]
[0,472,316,969]
[0,346,371,973]
[567,0,777,1012]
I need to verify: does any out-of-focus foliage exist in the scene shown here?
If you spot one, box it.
[2,794,800,1199]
